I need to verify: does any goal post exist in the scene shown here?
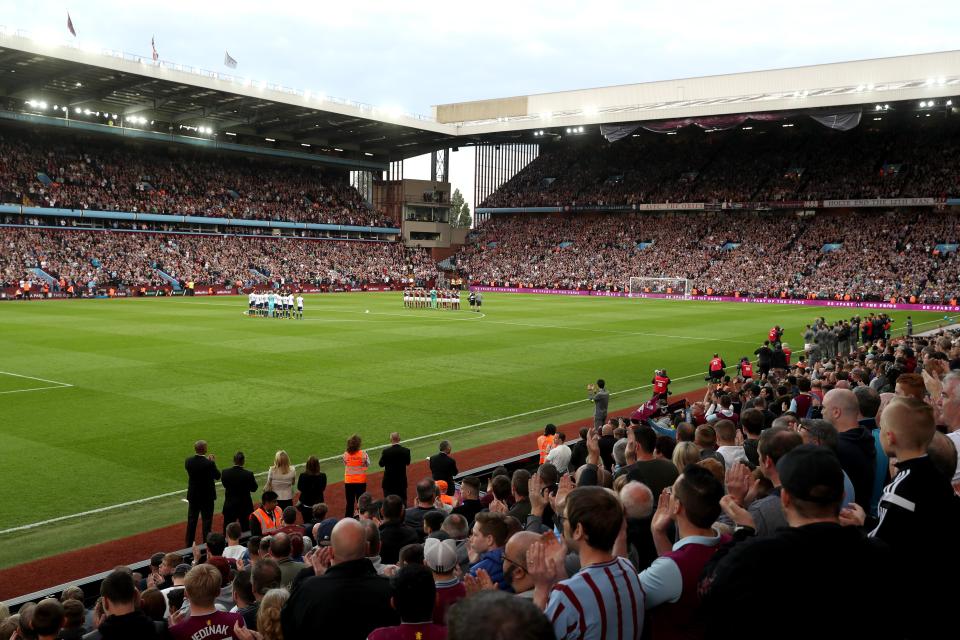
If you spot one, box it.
[628,277,692,298]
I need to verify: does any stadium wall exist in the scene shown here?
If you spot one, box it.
[468,286,960,313]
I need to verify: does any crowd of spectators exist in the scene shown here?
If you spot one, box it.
[0,127,391,227]
[6,323,960,639]
[481,117,960,208]
[452,209,960,302]
[0,228,437,291]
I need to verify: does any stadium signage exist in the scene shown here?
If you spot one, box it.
[822,198,941,208]
[469,287,960,312]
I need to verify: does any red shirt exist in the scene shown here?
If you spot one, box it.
[740,363,754,378]
[168,611,244,640]
[433,578,467,625]
[654,375,670,395]
[710,358,724,372]
[769,328,778,342]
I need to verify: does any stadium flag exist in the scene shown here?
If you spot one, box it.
[67,12,76,37]
[224,50,237,69]
[151,36,158,61]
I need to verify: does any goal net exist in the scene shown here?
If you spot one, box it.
[628,277,691,298]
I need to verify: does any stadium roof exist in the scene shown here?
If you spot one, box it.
[1,29,958,160]
[0,31,461,163]
[435,49,960,134]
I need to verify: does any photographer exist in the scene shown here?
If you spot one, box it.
[651,369,671,404]
[707,353,726,383]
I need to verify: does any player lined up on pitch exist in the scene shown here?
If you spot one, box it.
[247,290,304,318]
[402,287,461,310]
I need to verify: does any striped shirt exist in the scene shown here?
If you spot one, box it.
[545,557,645,640]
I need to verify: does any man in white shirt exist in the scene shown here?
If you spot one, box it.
[544,432,572,473]
[247,292,255,316]
[296,294,304,319]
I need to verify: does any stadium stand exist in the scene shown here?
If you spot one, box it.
[480,116,960,208]
[450,209,960,302]
[0,228,437,292]
[5,326,960,640]
[0,125,392,227]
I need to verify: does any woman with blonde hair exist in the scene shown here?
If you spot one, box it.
[233,588,289,640]
[266,450,295,511]
[296,455,327,523]
[672,441,700,474]
[342,434,370,519]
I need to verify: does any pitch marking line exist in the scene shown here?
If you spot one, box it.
[0,362,737,536]
[0,371,73,396]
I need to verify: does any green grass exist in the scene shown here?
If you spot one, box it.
[0,292,946,568]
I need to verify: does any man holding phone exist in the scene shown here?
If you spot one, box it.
[587,379,609,428]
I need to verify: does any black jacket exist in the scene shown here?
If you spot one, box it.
[379,519,420,564]
[754,346,773,366]
[452,499,485,527]
[835,426,876,512]
[429,452,458,493]
[281,558,398,640]
[185,455,220,505]
[296,472,327,507]
[82,611,158,639]
[221,465,257,514]
[378,444,411,497]
[701,523,896,639]
[568,440,588,472]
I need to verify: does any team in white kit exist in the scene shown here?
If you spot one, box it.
[247,290,304,319]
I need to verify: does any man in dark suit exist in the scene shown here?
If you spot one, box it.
[378,432,411,502]
[221,450,258,533]
[429,440,458,496]
[185,440,221,548]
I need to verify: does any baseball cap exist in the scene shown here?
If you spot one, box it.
[423,537,458,574]
[777,445,844,505]
[315,517,338,544]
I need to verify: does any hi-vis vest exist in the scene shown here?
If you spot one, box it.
[710,358,724,372]
[741,362,754,378]
[344,450,369,484]
[252,506,282,533]
[537,435,555,464]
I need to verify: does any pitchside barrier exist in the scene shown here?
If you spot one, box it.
[4,449,543,612]
[468,286,960,314]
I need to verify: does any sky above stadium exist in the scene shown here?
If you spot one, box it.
[4,0,959,210]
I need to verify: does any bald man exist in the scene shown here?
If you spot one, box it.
[502,531,540,597]
[281,519,398,639]
[621,481,657,572]
[869,396,960,636]
[822,388,875,511]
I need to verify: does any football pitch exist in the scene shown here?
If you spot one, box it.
[0,292,945,568]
